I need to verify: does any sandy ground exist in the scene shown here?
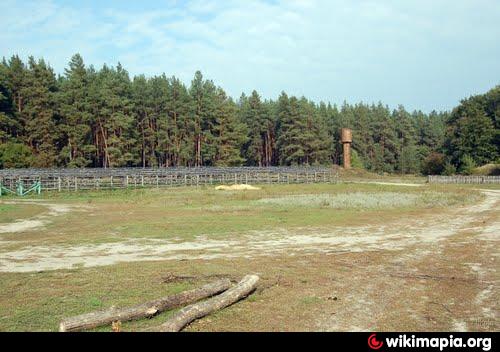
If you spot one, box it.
[0,188,497,332]
[315,189,499,332]
[0,190,497,274]
[215,184,261,190]
[0,200,82,234]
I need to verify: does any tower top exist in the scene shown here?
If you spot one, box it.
[341,128,352,143]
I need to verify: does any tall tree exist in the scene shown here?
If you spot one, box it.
[445,87,499,167]
[241,90,267,166]
[59,54,94,167]
[277,94,308,165]
[213,89,247,166]
[1,54,498,173]
[23,57,60,167]
[0,60,20,142]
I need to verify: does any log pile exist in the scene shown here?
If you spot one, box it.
[153,275,259,332]
[59,275,259,332]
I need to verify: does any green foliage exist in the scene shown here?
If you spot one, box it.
[0,142,33,168]
[422,152,446,175]
[443,162,456,176]
[445,86,499,166]
[0,54,498,174]
[350,149,364,169]
[459,154,476,175]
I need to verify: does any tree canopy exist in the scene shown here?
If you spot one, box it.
[0,54,498,174]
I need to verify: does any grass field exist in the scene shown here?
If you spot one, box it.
[0,182,498,331]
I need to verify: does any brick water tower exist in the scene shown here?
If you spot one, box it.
[341,128,352,169]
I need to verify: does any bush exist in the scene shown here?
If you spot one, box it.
[0,142,33,168]
[443,162,456,176]
[459,154,476,175]
[351,149,364,169]
[422,152,446,175]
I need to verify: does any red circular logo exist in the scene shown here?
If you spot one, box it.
[368,333,384,350]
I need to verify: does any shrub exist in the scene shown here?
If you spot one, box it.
[443,162,456,176]
[0,142,33,168]
[351,149,364,169]
[459,154,476,175]
[422,152,446,175]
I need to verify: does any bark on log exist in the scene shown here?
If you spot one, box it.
[59,279,231,332]
[154,274,259,332]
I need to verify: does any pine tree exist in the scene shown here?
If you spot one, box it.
[23,57,60,167]
[59,54,94,167]
[241,90,267,166]
[370,103,398,172]
[393,105,418,174]
[277,94,307,165]
[213,89,247,166]
[92,63,136,167]
[0,60,20,142]
[189,71,218,166]
[298,98,329,165]
[165,76,192,166]
[1,54,498,171]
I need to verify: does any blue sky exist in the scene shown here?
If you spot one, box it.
[1,0,499,112]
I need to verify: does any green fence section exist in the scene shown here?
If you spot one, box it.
[0,180,41,196]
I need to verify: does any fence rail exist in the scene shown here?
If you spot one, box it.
[0,167,339,193]
[427,175,500,184]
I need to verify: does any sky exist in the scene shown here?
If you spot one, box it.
[1,0,499,112]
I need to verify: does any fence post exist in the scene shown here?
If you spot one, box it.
[74,177,78,191]
[58,177,62,192]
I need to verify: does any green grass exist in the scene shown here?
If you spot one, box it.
[0,183,483,247]
[255,190,481,209]
[0,203,46,223]
[0,261,199,331]
[0,182,487,331]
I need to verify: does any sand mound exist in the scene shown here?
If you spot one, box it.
[215,184,261,191]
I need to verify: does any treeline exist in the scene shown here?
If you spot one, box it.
[0,54,498,174]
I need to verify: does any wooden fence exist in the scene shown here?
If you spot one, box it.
[0,167,339,193]
[427,175,500,184]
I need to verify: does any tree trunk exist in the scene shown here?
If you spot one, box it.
[152,275,259,332]
[59,279,231,332]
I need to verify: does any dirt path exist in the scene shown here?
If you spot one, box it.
[0,190,497,332]
[0,190,497,275]
[317,189,499,332]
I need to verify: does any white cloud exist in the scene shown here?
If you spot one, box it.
[0,0,499,111]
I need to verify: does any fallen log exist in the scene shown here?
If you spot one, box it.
[59,278,232,332]
[154,274,259,332]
